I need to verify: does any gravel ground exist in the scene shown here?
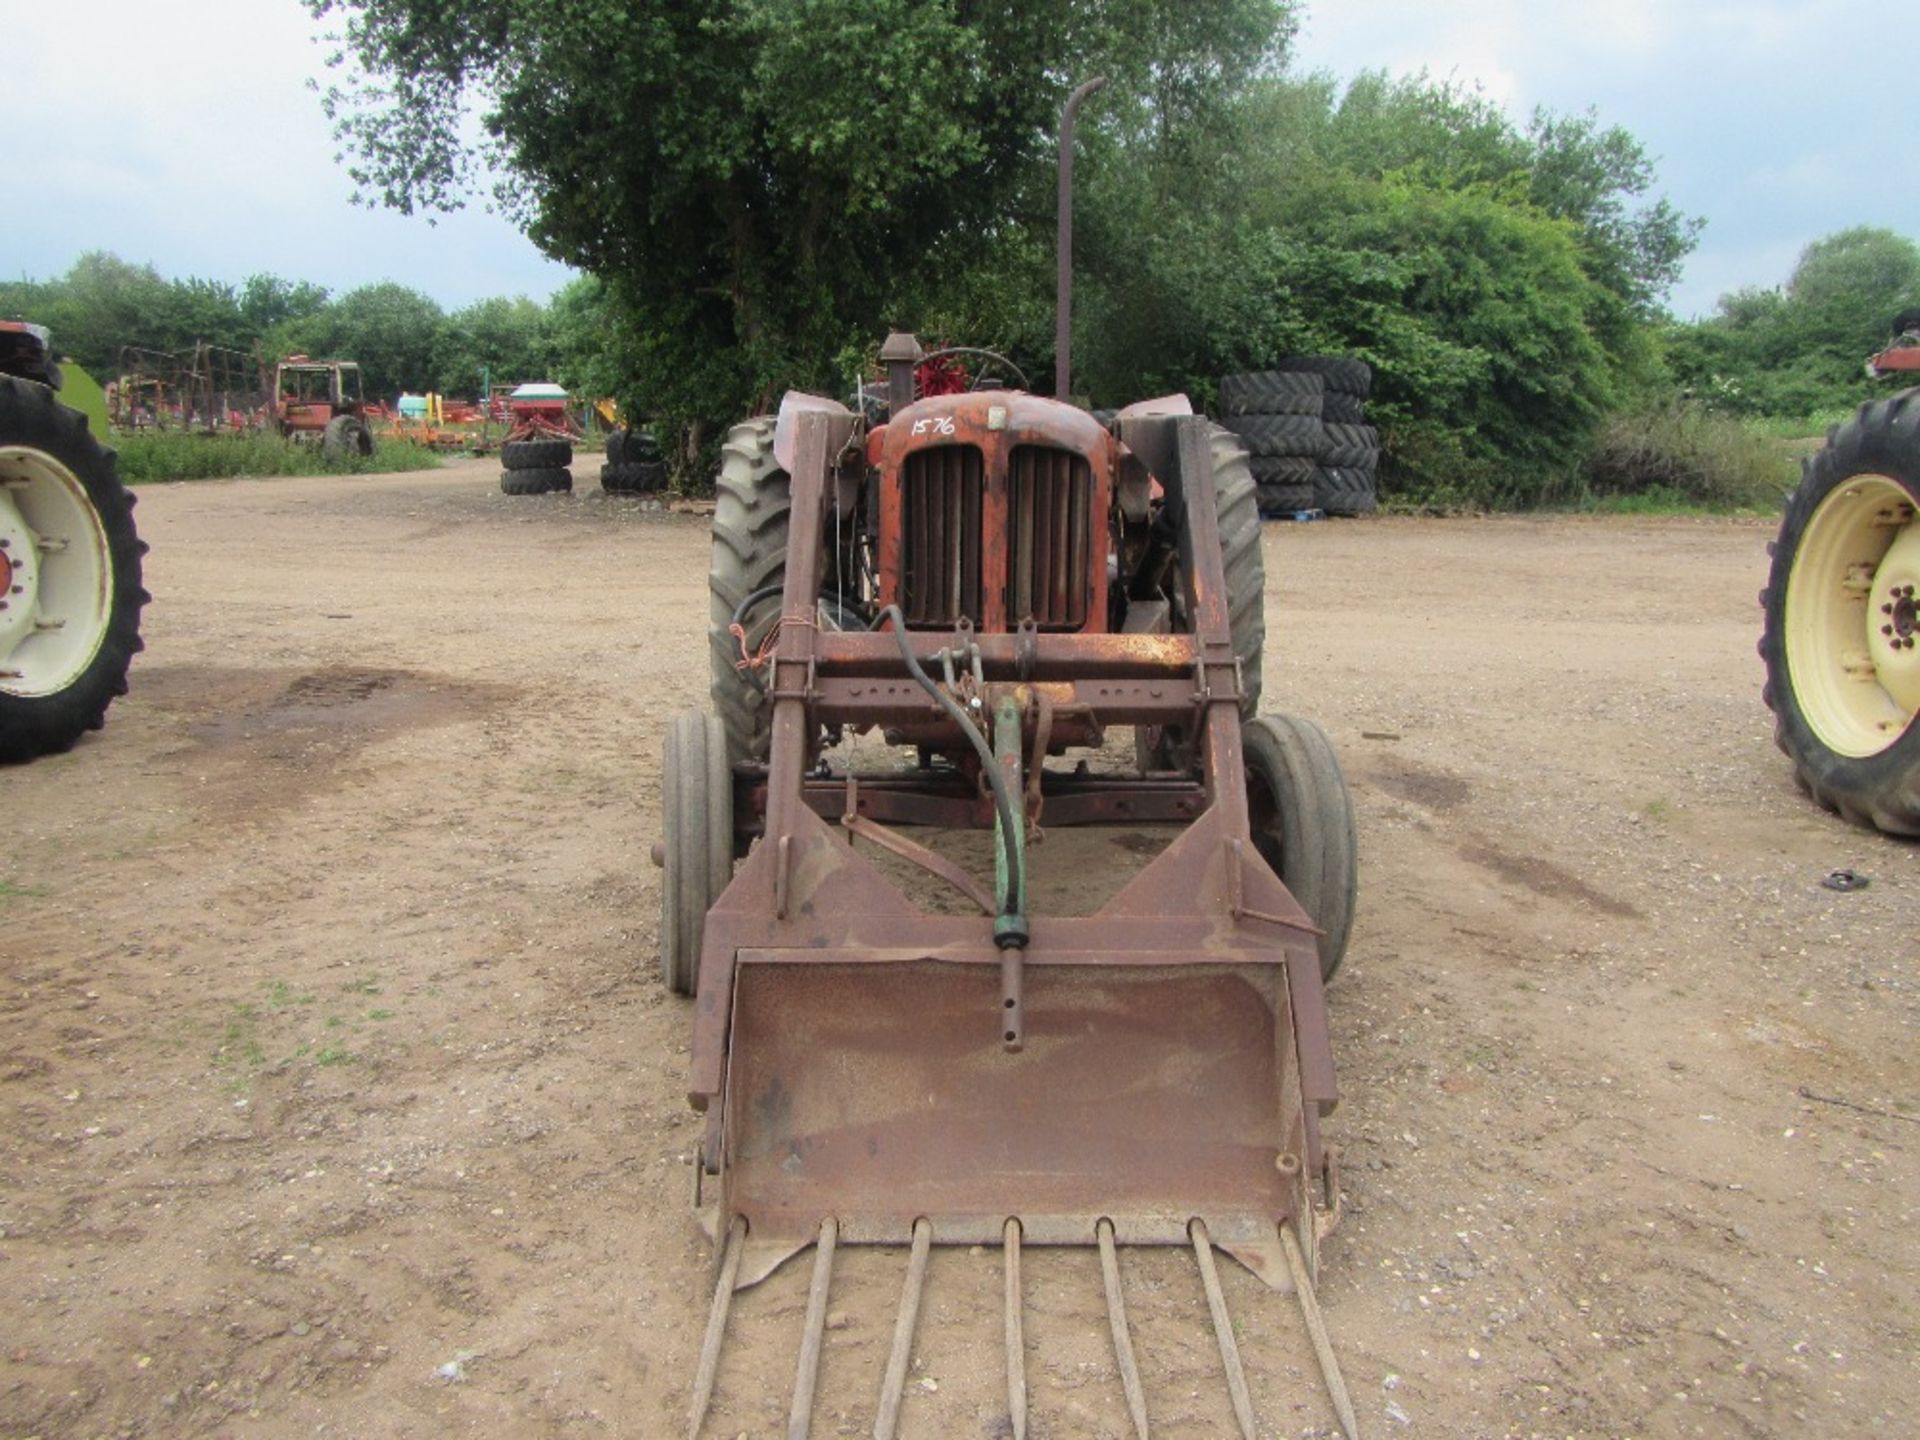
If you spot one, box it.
[0,456,1913,1438]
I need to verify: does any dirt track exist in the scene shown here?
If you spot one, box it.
[2,456,1914,1438]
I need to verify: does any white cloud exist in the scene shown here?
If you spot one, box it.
[12,0,570,306]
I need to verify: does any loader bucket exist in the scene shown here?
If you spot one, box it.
[724,959,1296,1253]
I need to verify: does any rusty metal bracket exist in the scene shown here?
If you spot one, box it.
[841,809,997,917]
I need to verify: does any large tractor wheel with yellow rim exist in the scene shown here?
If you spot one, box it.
[1760,389,1920,834]
[0,377,148,764]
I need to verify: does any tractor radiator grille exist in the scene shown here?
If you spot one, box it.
[900,445,985,627]
[1007,445,1093,629]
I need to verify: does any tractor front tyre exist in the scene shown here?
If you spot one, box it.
[1243,713,1358,982]
[0,378,148,763]
[1760,389,1920,834]
[322,414,373,461]
[660,710,733,996]
[708,416,790,767]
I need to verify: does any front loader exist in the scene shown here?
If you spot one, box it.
[658,84,1362,1440]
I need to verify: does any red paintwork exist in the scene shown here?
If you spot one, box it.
[874,391,1113,634]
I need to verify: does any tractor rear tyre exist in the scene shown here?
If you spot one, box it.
[1219,370,1325,417]
[709,416,790,766]
[1141,426,1267,772]
[1243,713,1358,982]
[1315,465,1378,517]
[1275,355,1372,397]
[0,377,148,763]
[500,466,571,496]
[321,414,374,461]
[503,437,571,470]
[660,709,732,996]
[1760,388,1920,834]
[1222,413,1326,459]
[1208,424,1267,717]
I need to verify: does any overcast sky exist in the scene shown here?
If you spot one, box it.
[10,2,1913,320]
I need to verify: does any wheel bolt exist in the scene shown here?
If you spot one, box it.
[1886,625,1897,636]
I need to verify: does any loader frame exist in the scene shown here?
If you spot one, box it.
[687,407,1342,1295]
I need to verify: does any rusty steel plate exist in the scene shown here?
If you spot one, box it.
[720,958,1303,1253]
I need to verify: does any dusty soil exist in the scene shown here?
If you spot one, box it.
[2,456,1913,1439]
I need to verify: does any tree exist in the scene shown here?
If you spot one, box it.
[305,0,1297,435]
[271,281,445,398]
[1667,227,1920,416]
[240,275,333,333]
[432,295,552,394]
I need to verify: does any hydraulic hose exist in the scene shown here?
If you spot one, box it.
[877,605,1026,933]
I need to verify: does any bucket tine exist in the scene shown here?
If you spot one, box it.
[1096,1218,1151,1438]
[1003,1218,1027,1440]
[873,1217,933,1440]
[1188,1220,1256,1440]
[688,1215,747,1440]
[1281,1225,1360,1440]
[786,1218,839,1440]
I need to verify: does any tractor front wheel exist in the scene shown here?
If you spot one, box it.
[1243,713,1358,982]
[1761,389,1920,833]
[660,710,733,996]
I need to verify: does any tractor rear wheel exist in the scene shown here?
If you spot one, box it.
[0,378,148,763]
[708,416,790,766]
[1207,423,1266,717]
[1761,388,1920,834]
[660,709,732,996]
[1243,713,1358,982]
[1138,426,1267,768]
[321,414,373,461]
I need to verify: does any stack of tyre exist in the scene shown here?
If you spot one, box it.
[1217,370,1326,518]
[1220,356,1378,517]
[602,427,669,495]
[499,435,573,495]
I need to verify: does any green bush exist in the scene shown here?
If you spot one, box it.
[1578,401,1795,510]
[113,432,443,484]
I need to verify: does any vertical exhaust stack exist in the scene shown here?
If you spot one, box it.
[1054,76,1107,401]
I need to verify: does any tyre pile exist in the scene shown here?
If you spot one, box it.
[601,427,668,495]
[499,435,573,495]
[1219,357,1378,517]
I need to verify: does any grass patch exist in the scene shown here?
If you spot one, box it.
[265,980,316,1009]
[114,431,444,484]
[1576,401,1797,512]
[0,879,49,903]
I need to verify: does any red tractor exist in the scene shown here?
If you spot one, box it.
[664,81,1364,1440]
[270,356,375,460]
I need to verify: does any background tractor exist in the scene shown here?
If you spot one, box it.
[0,322,148,763]
[270,355,375,460]
[663,81,1362,1440]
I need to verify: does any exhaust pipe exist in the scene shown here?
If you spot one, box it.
[1054,76,1107,401]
